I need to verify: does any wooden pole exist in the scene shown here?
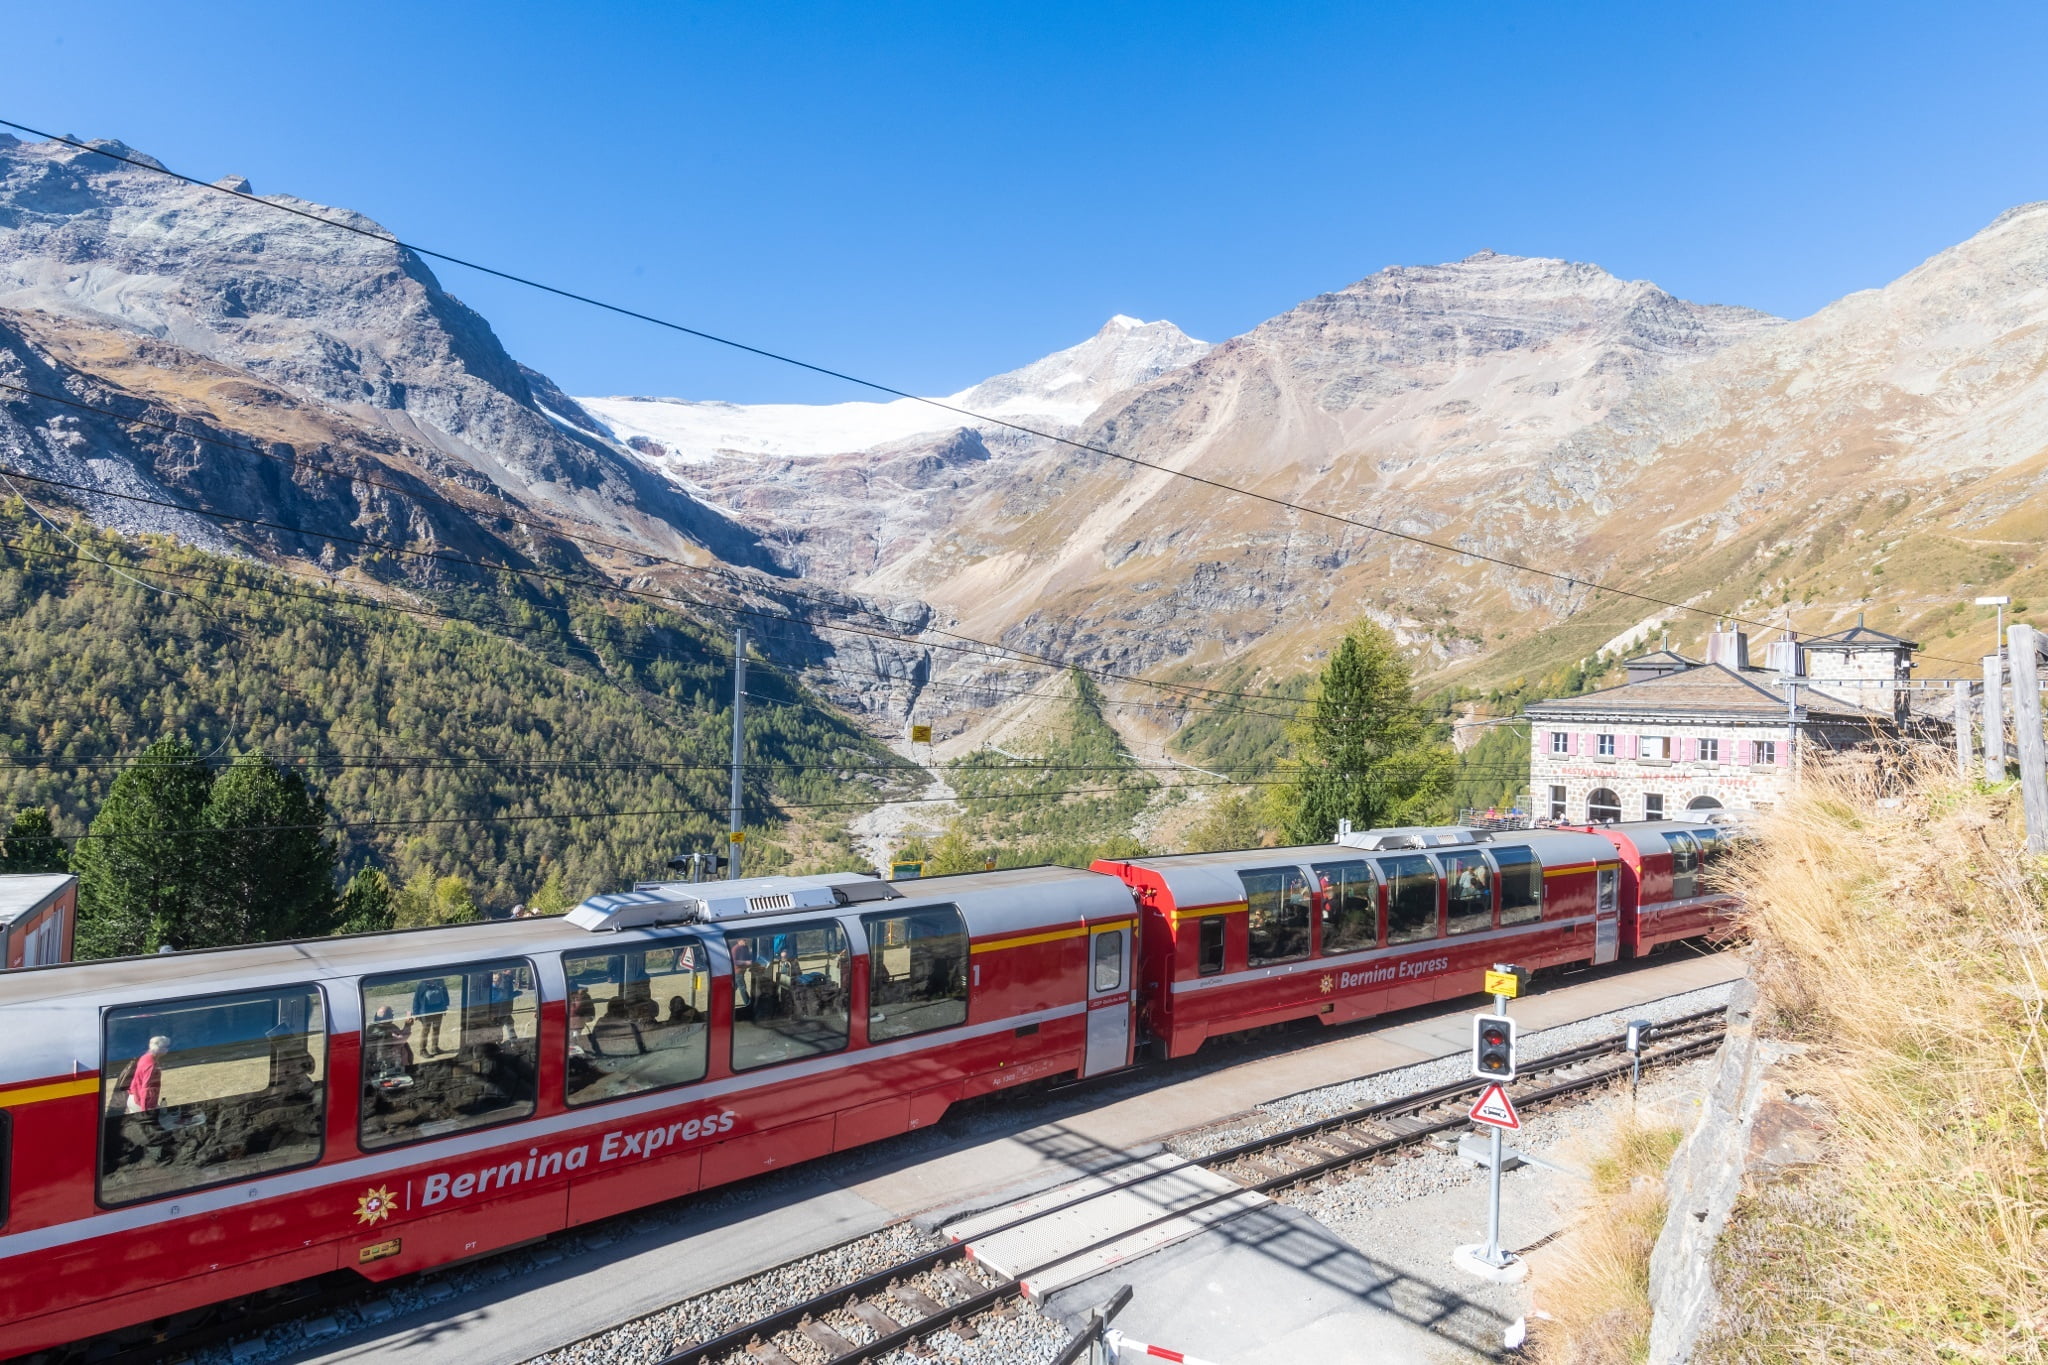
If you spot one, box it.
[1984,652,2007,782]
[2010,625,2048,855]
[1954,681,1974,778]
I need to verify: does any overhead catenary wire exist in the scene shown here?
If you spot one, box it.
[0,118,1980,668]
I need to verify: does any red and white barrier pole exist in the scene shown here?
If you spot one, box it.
[1104,1328,1228,1365]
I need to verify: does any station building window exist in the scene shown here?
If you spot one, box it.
[1196,917,1226,976]
[1587,788,1622,824]
[1644,793,1665,821]
[730,920,852,1071]
[1549,731,1569,755]
[1697,737,1720,763]
[1753,740,1776,765]
[1596,733,1616,757]
[360,962,537,1150]
[1548,785,1567,821]
[1640,735,1671,760]
[563,942,710,1106]
[1240,867,1312,966]
[99,984,326,1207]
[1312,861,1379,955]
[864,905,969,1042]
[1383,855,1439,944]
[1441,851,1494,935]
[1492,846,1542,927]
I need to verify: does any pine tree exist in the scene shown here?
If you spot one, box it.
[528,866,572,916]
[203,751,339,944]
[0,807,68,874]
[1276,620,1454,843]
[335,868,397,934]
[71,737,215,957]
[394,874,479,928]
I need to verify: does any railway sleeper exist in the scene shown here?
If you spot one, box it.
[744,1341,800,1365]
[844,1300,902,1336]
[889,1284,951,1324]
[800,1318,859,1357]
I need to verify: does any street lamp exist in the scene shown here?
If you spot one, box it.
[1979,596,2012,664]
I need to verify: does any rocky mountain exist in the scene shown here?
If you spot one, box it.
[0,132,775,580]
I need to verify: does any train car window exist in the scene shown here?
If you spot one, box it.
[864,905,969,1042]
[358,960,538,1151]
[1240,867,1311,966]
[563,941,711,1106]
[1664,832,1701,899]
[1312,861,1378,954]
[1197,917,1225,975]
[1093,930,1125,991]
[731,920,852,1071]
[1493,846,1543,926]
[1383,855,1439,944]
[1441,851,1494,935]
[98,984,326,1207]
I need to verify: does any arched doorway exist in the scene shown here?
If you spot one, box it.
[1587,788,1622,823]
[1687,795,1724,812]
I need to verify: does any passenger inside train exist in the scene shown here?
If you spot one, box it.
[358,961,538,1150]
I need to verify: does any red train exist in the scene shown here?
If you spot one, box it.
[0,820,1732,1359]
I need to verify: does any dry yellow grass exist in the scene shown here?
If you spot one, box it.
[1701,757,2048,1361]
[1531,1109,1686,1364]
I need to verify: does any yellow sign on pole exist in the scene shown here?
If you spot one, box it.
[910,724,932,743]
[1484,969,1521,999]
[728,831,746,844]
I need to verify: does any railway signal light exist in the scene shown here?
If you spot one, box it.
[1472,1014,1517,1081]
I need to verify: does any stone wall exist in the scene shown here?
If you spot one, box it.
[1645,978,1821,1363]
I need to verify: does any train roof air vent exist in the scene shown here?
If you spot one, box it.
[1333,825,1491,851]
[568,872,900,932]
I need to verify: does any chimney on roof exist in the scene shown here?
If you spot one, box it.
[1765,630,1804,677]
[1704,622,1750,671]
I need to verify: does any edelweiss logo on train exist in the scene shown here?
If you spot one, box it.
[411,1109,738,1210]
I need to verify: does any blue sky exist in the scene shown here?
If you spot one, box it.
[9,2,2048,402]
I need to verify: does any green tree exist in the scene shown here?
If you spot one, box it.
[528,865,573,915]
[0,806,68,873]
[395,874,479,928]
[1275,621,1454,843]
[71,737,215,957]
[203,751,339,944]
[336,867,398,934]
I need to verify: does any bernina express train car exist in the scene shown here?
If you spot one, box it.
[0,866,1137,1360]
[1577,820,1737,957]
[1091,826,1632,1059]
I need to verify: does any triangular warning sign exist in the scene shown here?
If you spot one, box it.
[1469,1082,1521,1130]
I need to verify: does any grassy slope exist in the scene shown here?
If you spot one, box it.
[0,504,913,905]
[1701,764,2048,1359]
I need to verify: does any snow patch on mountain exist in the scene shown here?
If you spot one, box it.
[579,314,1209,469]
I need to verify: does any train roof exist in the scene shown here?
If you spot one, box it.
[0,865,1124,1014]
[1098,827,1618,908]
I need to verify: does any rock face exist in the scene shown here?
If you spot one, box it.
[1646,978,1818,1363]
[0,132,773,574]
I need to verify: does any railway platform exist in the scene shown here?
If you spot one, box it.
[296,950,1743,1365]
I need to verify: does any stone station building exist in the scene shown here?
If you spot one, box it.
[1524,625,1910,824]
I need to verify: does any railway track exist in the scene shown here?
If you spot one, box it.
[617,1008,1728,1365]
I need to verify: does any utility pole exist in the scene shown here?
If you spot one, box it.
[729,625,747,879]
[2011,625,2048,855]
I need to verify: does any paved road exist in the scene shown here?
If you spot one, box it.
[299,950,1744,1365]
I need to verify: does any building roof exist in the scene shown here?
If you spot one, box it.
[1623,648,1700,668]
[0,873,72,926]
[1523,663,1895,724]
[1803,622,1918,651]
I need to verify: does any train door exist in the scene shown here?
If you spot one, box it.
[1082,920,1135,1076]
[1593,865,1620,965]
